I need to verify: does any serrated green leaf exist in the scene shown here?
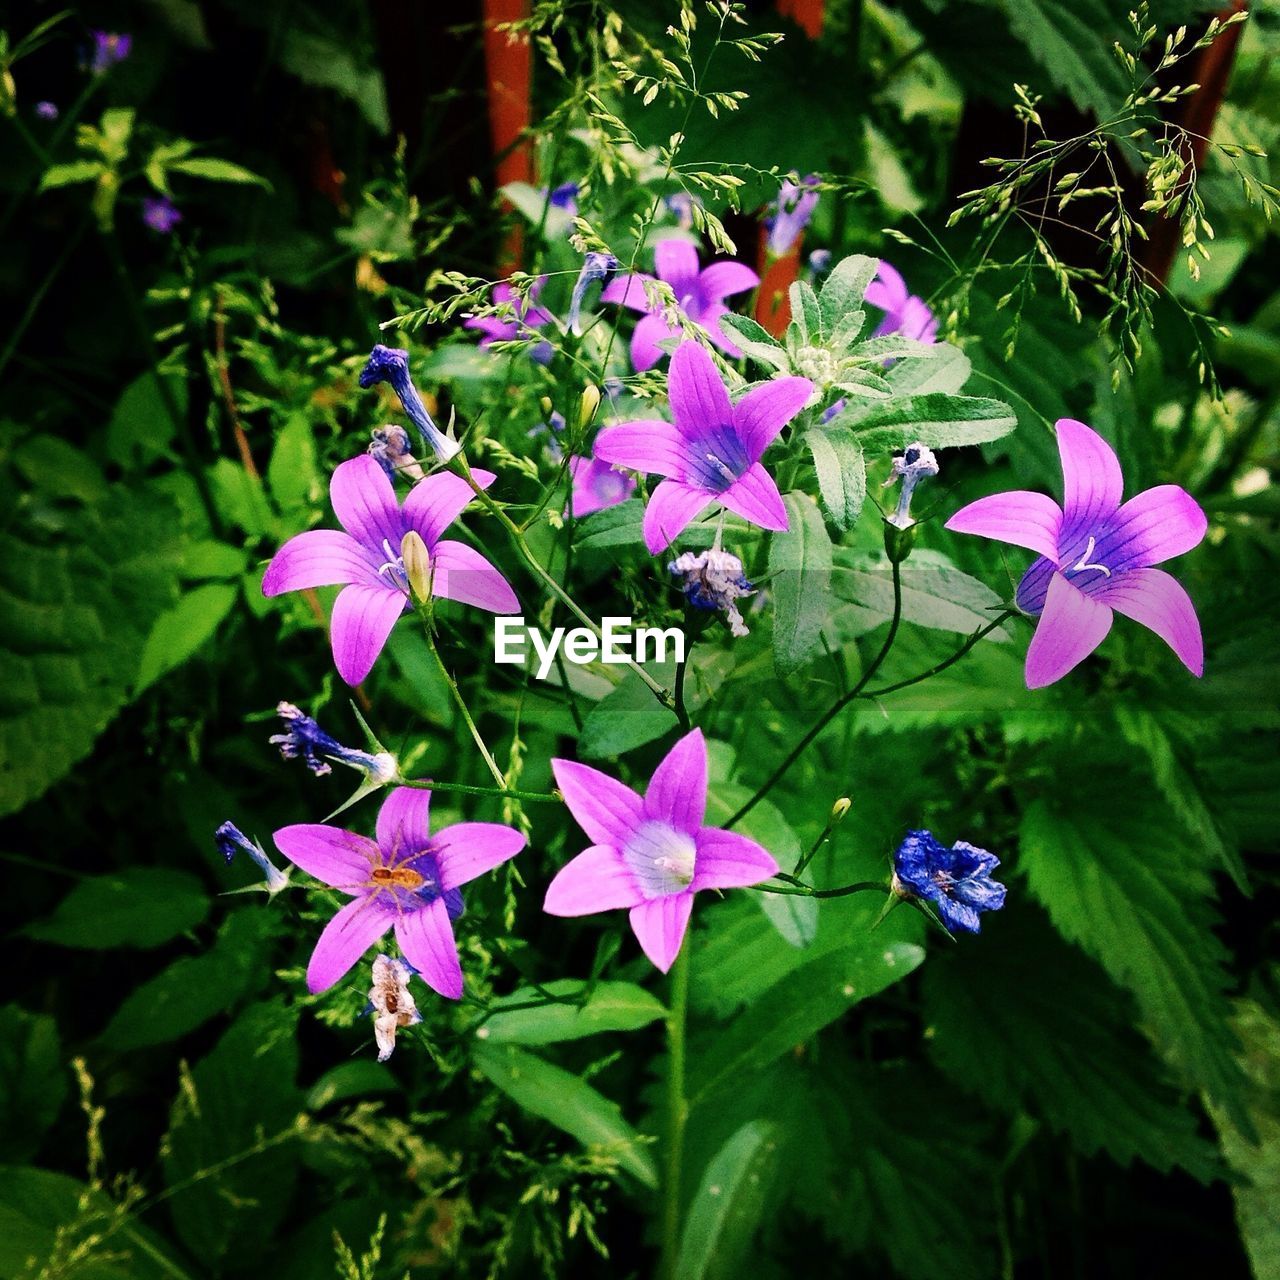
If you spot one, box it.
[473,1043,657,1187]
[476,980,665,1045]
[817,253,878,335]
[844,393,1018,453]
[26,869,209,949]
[0,1006,66,1162]
[804,426,866,530]
[768,492,832,675]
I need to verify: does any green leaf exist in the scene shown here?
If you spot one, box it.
[1019,767,1250,1130]
[689,939,923,1108]
[575,499,752,551]
[98,910,276,1051]
[579,672,679,758]
[472,1043,657,1187]
[162,1002,303,1265]
[817,253,878,336]
[676,1121,778,1280]
[718,314,790,371]
[37,160,105,190]
[476,980,665,1045]
[885,343,972,395]
[306,1061,398,1111]
[266,413,320,510]
[135,582,238,693]
[181,539,248,580]
[278,30,390,133]
[166,156,272,188]
[0,1006,66,1162]
[787,280,822,343]
[0,483,183,818]
[768,492,832,675]
[105,371,184,468]
[11,437,108,504]
[26,869,208,949]
[844,393,1017,453]
[804,427,866,530]
[923,909,1220,1180]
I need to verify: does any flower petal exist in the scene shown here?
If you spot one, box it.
[601,271,657,312]
[718,463,789,532]
[732,376,814,462]
[945,491,1063,561]
[655,238,701,298]
[629,892,694,973]
[593,419,688,478]
[544,844,645,915]
[1056,418,1124,526]
[642,480,713,554]
[551,759,644,846]
[330,455,405,551]
[865,261,908,313]
[262,530,379,595]
[307,897,395,993]
[376,786,432,857]
[433,821,525,890]
[1024,572,1113,689]
[1099,484,1207,570]
[668,340,733,435]
[430,541,520,613]
[1092,567,1203,676]
[330,584,407,685]
[273,824,377,893]
[395,897,464,999]
[691,828,779,892]
[643,728,708,832]
[631,312,681,372]
[700,302,741,357]
[698,260,759,301]
[1014,556,1056,615]
[402,468,496,548]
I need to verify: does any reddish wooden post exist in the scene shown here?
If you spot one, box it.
[482,0,533,268]
[775,0,824,38]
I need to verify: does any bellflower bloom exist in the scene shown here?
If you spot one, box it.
[368,424,424,484]
[88,31,132,74]
[808,248,832,277]
[545,181,580,214]
[368,955,421,1062]
[544,729,779,971]
[35,101,60,120]
[765,174,820,256]
[567,456,635,518]
[567,251,619,334]
[275,786,524,996]
[665,192,701,230]
[141,197,182,234]
[946,418,1207,688]
[891,830,1005,934]
[262,455,518,685]
[359,345,459,463]
[669,549,754,637]
[271,701,399,784]
[594,341,812,553]
[601,239,759,372]
[216,821,290,895]
[463,278,554,364]
[864,262,938,344]
[884,442,939,529]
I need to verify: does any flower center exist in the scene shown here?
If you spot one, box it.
[622,821,696,899]
[1069,534,1111,578]
[376,537,410,592]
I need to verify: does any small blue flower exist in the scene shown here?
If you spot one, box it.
[359,345,459,462]
[546,181,579,213]
[567,251,619,335]
[891,830,1005,934]
[271,702,399,783]
[215,821,290,895]
[367,424,423,483]
[765,174,820,256]
[808,248,832,277]
[664,192,700,230]
[669,548,755,637]
[883,442,939,530]
[35,101,59,120]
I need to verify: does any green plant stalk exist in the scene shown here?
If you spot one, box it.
[659,939,691,1280]
[397,777,560,804]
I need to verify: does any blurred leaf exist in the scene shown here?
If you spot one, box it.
[26,869,208,949]
[37,160,104,190]
[135,582,238,693]
[11,437,107,504]
[473,1043,657,1187]
[279,30,390,133]
[166,156,271,188]
[266,414,320,511]
[477,980,665,1045]
[769,492,832,675]
[579,673,679,758]
[181,539,248,580]
[306,1061,398,1110]
[0,1006,66,1162]
[209,459,276,537]
[805,426,866,530]
[105,372,184,469]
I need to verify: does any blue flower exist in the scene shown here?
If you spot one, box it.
[765,174,820,256]
[546,181,580,213]
[808,248,832,277]
[367,424,424,483]
[359,345,459,462]
[669,548,755,637]
[883,442,939,530]
[215,821,290,895]
[891,830,1005,934]
[567,251,619,335]
[271,702,399,783]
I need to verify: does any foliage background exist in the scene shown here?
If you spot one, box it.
[1,1,1278,1277]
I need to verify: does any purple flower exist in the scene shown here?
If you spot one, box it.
[368,424,424,483]
[669,548,754,637]
[88,31,132,74]
[892,830,1005,934]
[946,418,1207,688]
[593,341,812,554]
[271,701,398,783]
[215,821,290,895]
[35,101,59,121]
[543,729,779,972]
[545,181,579,215]
[864,262,937,344]
[262,456,518,685]
[567,251,619,334]
[765,174,820,256]
[368,955,420,1061]
[359,345,458,463]
[808,248,832,277]
[274,786,524,995]
[665,192,701,230]
[601,239,759,372]
[463,278,554,364]
[141,197,182,234]
[567,456,635,518]
[884,442,939,529]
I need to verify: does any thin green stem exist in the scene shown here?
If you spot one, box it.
[756,878,885,900]
[659,940,691,1280]
[397,777,560,804]
[421,618,507,789]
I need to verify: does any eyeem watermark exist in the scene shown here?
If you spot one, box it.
[494,617,686,680]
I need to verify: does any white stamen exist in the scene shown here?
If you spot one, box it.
[1070,534,1111,577]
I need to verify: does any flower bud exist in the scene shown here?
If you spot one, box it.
[831,796,852,822]
[578,384,602,428]
[400,530,432,604]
